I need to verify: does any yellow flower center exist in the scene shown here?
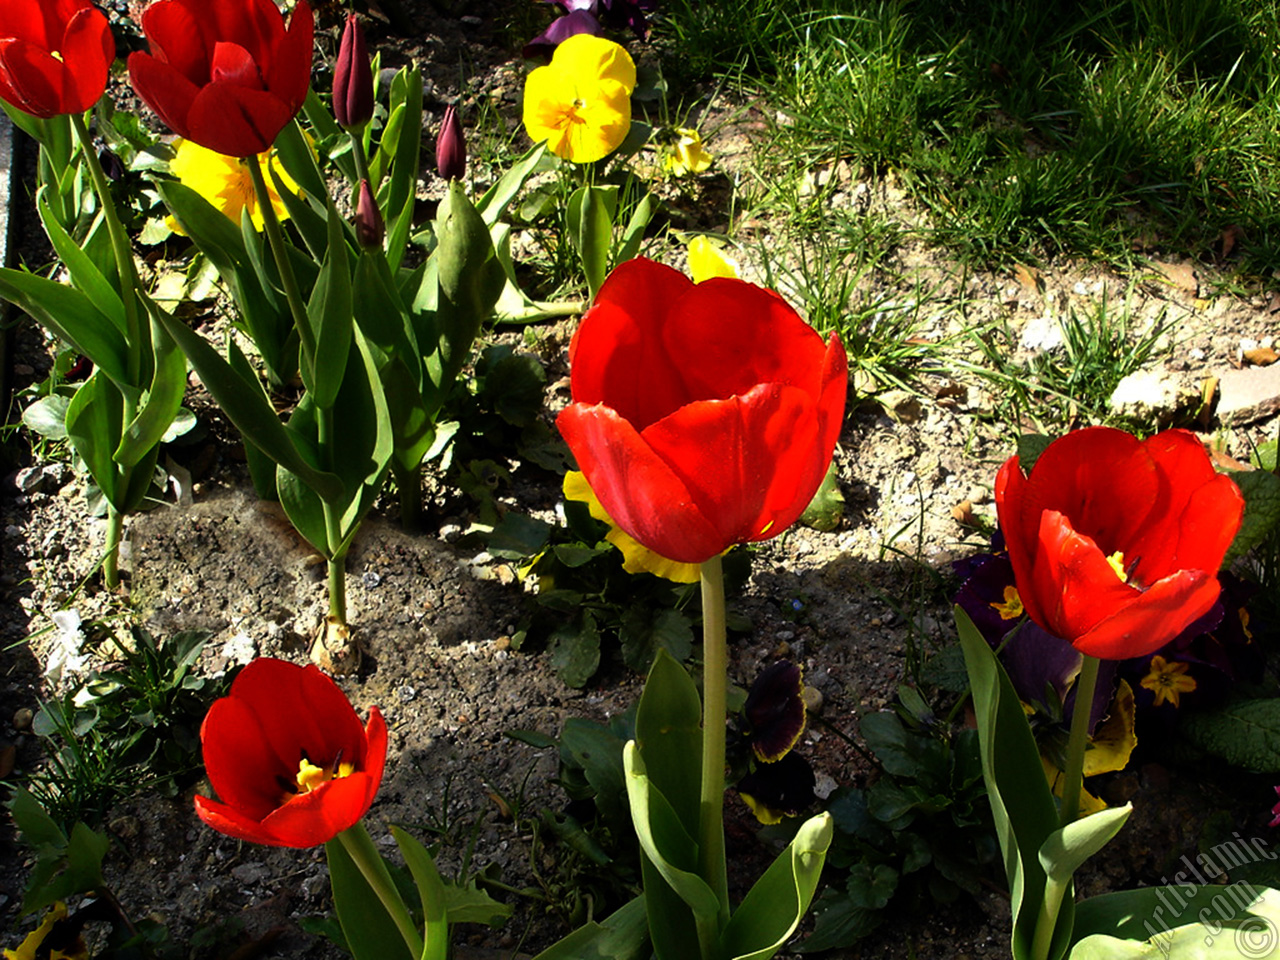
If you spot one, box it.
[294,756,355,795]
[1140,655,1196,708]
[990,585,1024,620]
[1106,550,1129,583]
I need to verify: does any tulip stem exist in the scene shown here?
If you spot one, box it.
[1059,654,1101,828]
[698,554,731,929]
[247,153,316,371]
[102,505,123,590]
[335,823,424,959]
[71,113,143,385]
[348,128,372,189]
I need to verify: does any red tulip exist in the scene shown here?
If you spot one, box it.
[0,0,114,118]
[556,257,847,564]
[995,427,1244,660]
[127,0,314,158]
[436,103,466,181]
[333,12,372,129]
[194,658,387,848]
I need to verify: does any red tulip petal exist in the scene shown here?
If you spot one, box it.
[204,0,286,68]
[557,402,724,563]
[186,81,293,156]
[1073,569,1221,660]
[138,1,210,83]
[58,6,113,112]
[362,706,388,800]
[1022,426,1160,560]
[194,794,284,846]
[641,383,823,549]
[569,258,695,428]
[994,455,1047,624]
[127,51,199,139]
[210,41,265,89]
[257,772,377,847]
[816,333,849,456]
[200,694,290,820]
[1032,508,1138,640]
[0,40,63,116]
[663,278,834,408]
[264,0,312,109]
[231,660,368,772]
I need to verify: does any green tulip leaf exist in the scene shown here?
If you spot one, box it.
[301,88,354,184]
[0,268,129,386]
[151,305,343,502]
[527,895,649,960]
[304,201,355,410]
[622,741,720,919]
[353,250,420,364]
[957,605,1072,960]
[718,811,834,960]
[383,69,422,228]
[1070,884,1280,958]
[390,827,448,960]
[325,838,414,960]
[37,189,125,335]
[114,306,187,469]
[271,159,330,261]
[227,338,281,500]
[634,649,703,832]
[435,182,504,387]
[1039,805,1132,885]
[1182,698,1280,773]
[567,184,617,299]
[65,371,121,507]
[616,191,657,266]
[477,142,548,227]
[275,117,329,211]
[277,462,331,556]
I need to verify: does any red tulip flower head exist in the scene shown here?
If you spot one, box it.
[195,658,387,848]
[995,426,1244,661]
[0,0,114,118]
[333,12,372,130]
[557,257,847,565]
[127,0,314,158]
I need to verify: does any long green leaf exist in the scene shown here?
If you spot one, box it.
[957,606,1071,960]
[0,269,129,385]
[114,303,186,468]
[1039,805,1132,886]
[65,371,121,506]
[37,190,125,335]
[390,827,448,960]
[151,306,343,501]
[325,838,414,960]
[527,896,650,960]
[719,812,833,960]
[477,142,548,226]
[305,201,354,409]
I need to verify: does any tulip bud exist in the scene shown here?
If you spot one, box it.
[354,179,384,249]
[334,13,374,129]
[436,104,466,181]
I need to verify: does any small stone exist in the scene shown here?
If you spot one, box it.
[1216,365,1280,424]
[12,707,33,731]
[231,862,271,885]
[802,686,824,715]
[878,389,923,424]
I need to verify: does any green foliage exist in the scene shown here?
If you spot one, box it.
[800,690,997,951]
[1182,698,1280,773]
[25,628,222,829]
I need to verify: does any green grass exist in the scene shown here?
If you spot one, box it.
[661,0,1280,272]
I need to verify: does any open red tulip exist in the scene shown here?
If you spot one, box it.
[995,426,1244,660]
[127,0,313,158]
[557,257,847,564]
[195,658,386,848]
[0,0,114,119]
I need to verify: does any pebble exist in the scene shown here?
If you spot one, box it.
[12,707,33,731]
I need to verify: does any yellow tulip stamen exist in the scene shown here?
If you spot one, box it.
[293,753,355,795]
[1106,550,1129,583]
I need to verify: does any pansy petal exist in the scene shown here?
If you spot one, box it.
[557,402,724,563]
[554,32,635,92]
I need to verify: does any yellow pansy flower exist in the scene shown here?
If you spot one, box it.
[166,138,301,234]
[990,585,1024,620]
[1042,680,1137,818]
[3,901,87,960]
[686,235,739,283]
[523,34,636,164]
[563,471,700,583]
[1140,655,1197,708]
[664,127,713,175]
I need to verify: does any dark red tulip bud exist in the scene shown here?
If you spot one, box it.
[436,104,466,181]
[334,13,374,129]
[354,179,384,249]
